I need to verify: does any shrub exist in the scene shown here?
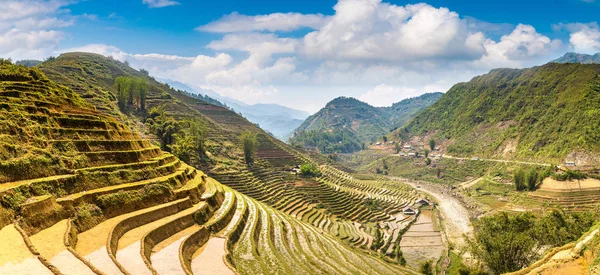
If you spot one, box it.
[419,261,433,275]
[468,211,596,274]
[300,163,322,177]
[514,168,526,191]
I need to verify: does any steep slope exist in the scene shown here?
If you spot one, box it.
[400,62,600,166]
[381,92,443,129]
[291,94,442,153]
[0,60,417,274]
[161,78,309,140]
[35,52,432,270]
[553,52,600,64]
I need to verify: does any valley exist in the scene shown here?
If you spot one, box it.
[1,21,600,275]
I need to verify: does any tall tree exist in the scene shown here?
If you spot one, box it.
[429,138,436,151]
[240,131,258,165]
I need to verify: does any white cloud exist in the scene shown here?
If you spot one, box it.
[475,24,563,68]
[564,23,600,54]
[359,84,419,107]
[0,0,75,60]
[197,12,329,33]
[301,1,486,62]
[53,0,583,113]
[142,0,180,8]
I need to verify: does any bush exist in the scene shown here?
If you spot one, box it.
[468,211,596,274]
[552,169,586,181]
[514,168,526,191]
[300,163,322,177]
[420,261,433,275]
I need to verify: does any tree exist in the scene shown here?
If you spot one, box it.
[468,212,540,274]
[514,168,526,191]
[394,143,401,153]
[114,76,148,112]
[420,261,433,275]
[169,119,207,162]
[526,169,539,191]
[146,106,180,151]
[468,211,596,274]
[300,163,322,177]
[139,68,149,76]
[429,138,436,151]
[240,131,257,165]
[424,149,430,158]
[382,136,388,143]
[425,158,432,165]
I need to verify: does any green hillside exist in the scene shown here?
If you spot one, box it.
[400,62,600,166]
[290,94,442,153]
[22,52,435,272]
[0,60,417,274]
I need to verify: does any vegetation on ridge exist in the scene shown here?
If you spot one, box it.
[291,93,442,153]
[398,63,600,164]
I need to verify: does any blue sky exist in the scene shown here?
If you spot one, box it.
[2,0,600,112]
[62,0,599,55]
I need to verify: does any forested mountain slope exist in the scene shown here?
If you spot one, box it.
[290,93,442,153]
[400,62,600,166]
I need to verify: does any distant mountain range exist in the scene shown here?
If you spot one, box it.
[553,52,600,64]
[290,93,443,153]
[399,62,600,166]
[159,79,309,140]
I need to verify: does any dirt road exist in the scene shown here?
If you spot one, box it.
[389,177,472,246]
[441,155,551,167]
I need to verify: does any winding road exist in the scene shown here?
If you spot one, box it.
[389,177,472,246]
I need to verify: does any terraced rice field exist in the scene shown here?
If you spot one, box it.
[528,178,600,212]
[400,209,444,269]
[0,70,420,274]
[212,147,425,262]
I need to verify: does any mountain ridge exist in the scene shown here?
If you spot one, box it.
[553,52,600,64]
[290,93,442,153]
[399,62,600,166]
[159,78,309,140]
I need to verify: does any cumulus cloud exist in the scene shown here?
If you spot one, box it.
[143,0,180,8]
[51,0,588,112]
[358,84,420,107]
[300,1,487,62]
[0,0,75,60]
[475,24,563,68]
[197,12,329,33]
[563,23,600,53]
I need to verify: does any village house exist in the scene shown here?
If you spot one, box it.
[564,161,576,167]
[416,198,430,206]
[402,206,416,215]
[403,144,412,149]
[407,152,416,157]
